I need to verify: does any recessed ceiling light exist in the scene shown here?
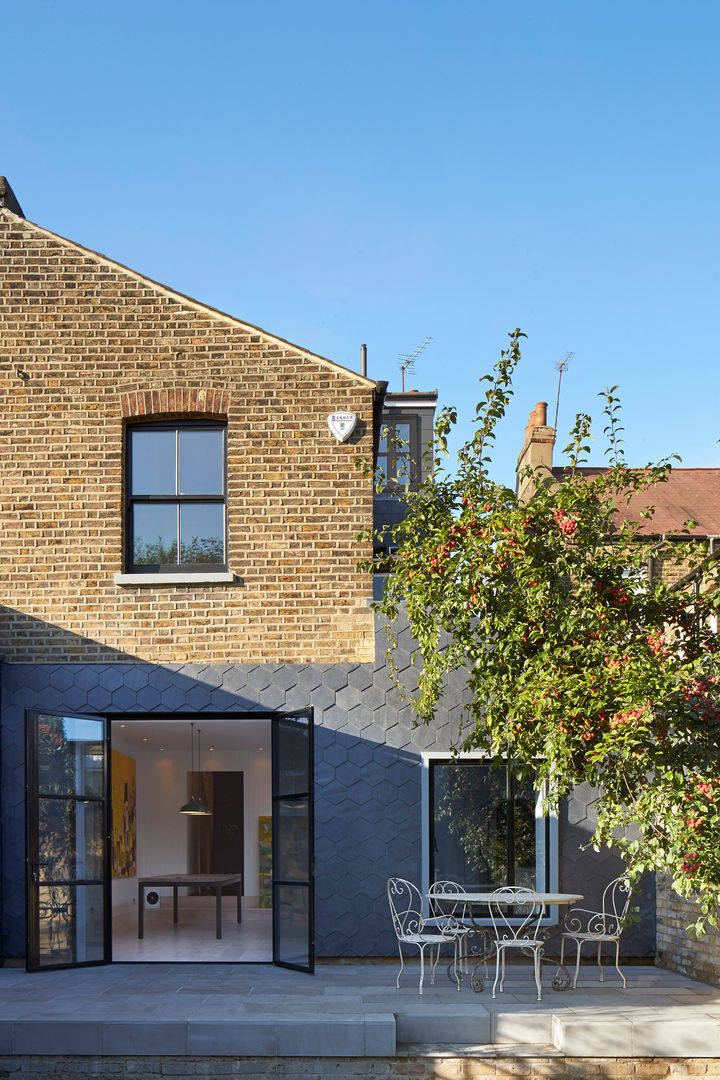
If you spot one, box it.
[258,747,264,751]
[208,747,215,751]
[143,738,148,742]
[120,724,126,728]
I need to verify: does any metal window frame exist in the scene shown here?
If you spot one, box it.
[376,413,421,493]
[422,753,557,924]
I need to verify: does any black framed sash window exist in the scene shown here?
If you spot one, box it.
[126,421,227,572]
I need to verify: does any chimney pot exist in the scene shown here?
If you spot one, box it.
[517,399,555,502]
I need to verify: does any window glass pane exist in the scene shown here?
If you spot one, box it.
[273,715,310,796]
[179,503,225,564]
[275,798,310,882]
[274,883,310,968]
[395,423,411,445]
[36,715,105,797]
[132,504,178,565]
[512,774,538,889]
[38,798,105,881]
[178,429,224,495]
[37,884,105,967]
[130,430,176,495]
[431,763,539,891]
[394,452,411,486]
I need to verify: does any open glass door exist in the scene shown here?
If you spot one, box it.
[26,712,110,971]
[271,710,314,973]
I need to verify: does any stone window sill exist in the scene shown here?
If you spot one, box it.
[114,571,235,587]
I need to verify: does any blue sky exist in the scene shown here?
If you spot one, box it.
[3,1,718,487]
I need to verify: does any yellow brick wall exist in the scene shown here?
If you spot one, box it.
[656,874,720,986]
[0,212,375,663]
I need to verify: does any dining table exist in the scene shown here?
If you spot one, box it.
[425,887,584,992]
[138,873,243,940]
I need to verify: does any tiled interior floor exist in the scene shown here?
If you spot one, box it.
[112,899,272,962]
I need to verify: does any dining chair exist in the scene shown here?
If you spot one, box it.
[560,876,633,989]
[488,886,546,1001]
[428,880,485,982]
[386,877,461,995]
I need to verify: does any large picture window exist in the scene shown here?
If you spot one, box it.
[126,422,226,573]
[428,760,551,893]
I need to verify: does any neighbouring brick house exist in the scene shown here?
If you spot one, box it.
[1,177,657,977]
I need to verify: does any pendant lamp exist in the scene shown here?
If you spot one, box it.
[180,722,212,816]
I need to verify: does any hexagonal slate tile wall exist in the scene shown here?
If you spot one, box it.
[0,615,654,960]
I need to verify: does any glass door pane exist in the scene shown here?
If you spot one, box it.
[27,713,110,971]
[271,712,314,973]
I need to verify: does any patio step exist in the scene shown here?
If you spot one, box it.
[0,1015,397,1058]
[394,1004,491,1044]
[551,1011,720,1057]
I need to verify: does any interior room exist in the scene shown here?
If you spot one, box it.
[110,716,272,962]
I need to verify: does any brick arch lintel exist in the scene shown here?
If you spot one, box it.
[120,388,230,419]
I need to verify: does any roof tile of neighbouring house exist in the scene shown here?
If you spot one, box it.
[550,467,720,537]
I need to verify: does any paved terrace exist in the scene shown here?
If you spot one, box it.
[0,961,719,1059]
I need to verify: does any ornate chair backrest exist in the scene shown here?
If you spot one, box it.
[488,886,545,943]
[429,880,468,920]
[599,876,632,935]
[387,877,424,940]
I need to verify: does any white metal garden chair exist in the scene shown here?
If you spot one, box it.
[386,877,461,994]
[488,886,546,1001]
[428,879,489,984]
[560,876,633,989]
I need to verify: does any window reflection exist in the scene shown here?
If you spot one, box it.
[431,762,538,890]
[179,504,224,564]
[130,430,176,495]
[179,429,224,495]
[132,504,178,566]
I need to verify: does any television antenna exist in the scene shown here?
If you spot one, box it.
[399,336,432,391]
[553,351,574,432]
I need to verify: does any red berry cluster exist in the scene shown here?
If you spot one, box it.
[609,706,647,730]
[553,508,578,536]
[647,632,669,657]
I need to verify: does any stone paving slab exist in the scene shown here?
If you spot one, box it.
[0,962,719,1057]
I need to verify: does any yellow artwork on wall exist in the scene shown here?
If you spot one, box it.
[111,749,137,879]
[258,815,272,908]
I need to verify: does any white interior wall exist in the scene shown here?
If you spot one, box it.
[111,729,271,912]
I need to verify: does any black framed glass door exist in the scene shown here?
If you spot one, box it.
[271,710,314,973]
[26,712,110,971]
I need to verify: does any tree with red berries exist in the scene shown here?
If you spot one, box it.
[371,330,720,932]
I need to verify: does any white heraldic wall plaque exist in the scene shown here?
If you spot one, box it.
[327,411,357,442]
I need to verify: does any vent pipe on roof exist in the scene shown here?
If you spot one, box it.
[361,344,367,377]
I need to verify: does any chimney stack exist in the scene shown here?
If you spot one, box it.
[0,178,25,218]
[516,401,555,502]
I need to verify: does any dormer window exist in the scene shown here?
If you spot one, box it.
[376,415,419,492]
[126,421,226,573]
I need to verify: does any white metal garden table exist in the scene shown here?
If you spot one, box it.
[426,887,583,992]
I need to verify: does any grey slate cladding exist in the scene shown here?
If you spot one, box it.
[0,614,655,961]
